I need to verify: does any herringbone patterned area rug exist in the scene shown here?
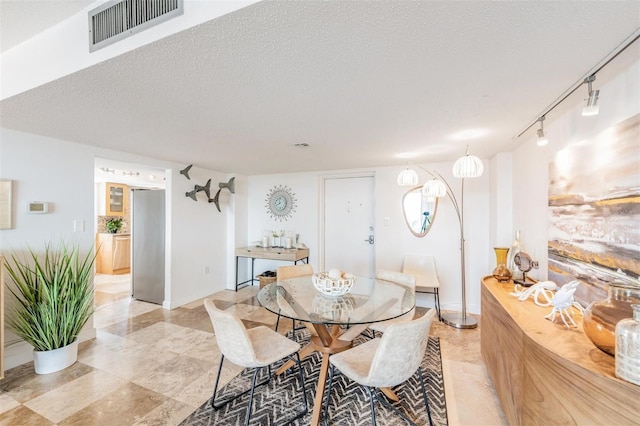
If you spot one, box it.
[181,335,446,425]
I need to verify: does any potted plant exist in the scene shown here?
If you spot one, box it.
[4,241,96,374]
[106,217,123,234]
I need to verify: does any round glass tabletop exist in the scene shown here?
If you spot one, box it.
[257,275,416,326]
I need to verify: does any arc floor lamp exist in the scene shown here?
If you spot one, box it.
[397,147,483,329]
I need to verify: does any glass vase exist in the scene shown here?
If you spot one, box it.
[615,304,640,386]
[507,230,521,280]
[492,247,512,282]
[583,283,640,356]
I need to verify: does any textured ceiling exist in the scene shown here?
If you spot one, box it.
[1,1,639,175]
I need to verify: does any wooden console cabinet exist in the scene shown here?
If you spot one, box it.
[481,276,639,425]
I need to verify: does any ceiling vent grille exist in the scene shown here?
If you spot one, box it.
[89,0,183,52]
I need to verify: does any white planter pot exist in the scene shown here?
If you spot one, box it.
[33,340,79,374]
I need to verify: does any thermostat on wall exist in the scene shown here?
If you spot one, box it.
[27,201,49,214]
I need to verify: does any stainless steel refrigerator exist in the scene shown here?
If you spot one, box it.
[131,189,165,304]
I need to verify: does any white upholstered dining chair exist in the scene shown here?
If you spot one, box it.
[204,299,308,426]
[403,255,442,321]
[275,264,314,340]
[368,269,416,334]
[323,309,437,426]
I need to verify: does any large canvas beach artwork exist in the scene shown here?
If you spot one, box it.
[548,113,640,306]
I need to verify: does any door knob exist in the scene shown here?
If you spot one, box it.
[364,235,374,244]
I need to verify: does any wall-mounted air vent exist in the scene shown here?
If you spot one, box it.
[89,0,183,52]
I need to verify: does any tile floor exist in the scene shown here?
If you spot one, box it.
[0,277,506,425]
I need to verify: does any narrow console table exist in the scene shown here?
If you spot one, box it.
[235,246,310,291]
[481,276,640,425]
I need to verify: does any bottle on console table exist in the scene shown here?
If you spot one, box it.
[615,304,640,386]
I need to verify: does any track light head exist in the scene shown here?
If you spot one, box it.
[536,128,548,146]
[582,75,600,116]
[536,116,548,146]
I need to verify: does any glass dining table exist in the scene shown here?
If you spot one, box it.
[257,275,416,426]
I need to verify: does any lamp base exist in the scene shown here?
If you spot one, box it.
[441,312,477,329]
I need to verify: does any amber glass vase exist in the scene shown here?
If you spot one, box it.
[583,283,640,356]
[492,247,512,282]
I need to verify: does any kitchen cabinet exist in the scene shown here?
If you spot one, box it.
[97,182,129,216]
[96,233,131,274]
[106,183,129,216]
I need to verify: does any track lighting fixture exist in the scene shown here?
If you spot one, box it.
[536,116,548,146]
[582,75,600,116]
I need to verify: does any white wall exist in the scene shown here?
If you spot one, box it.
[510,53,640,282]
[0,128,232,368]
[168,165,234,307]
[0,130,98,369]
[243,172,321,279]
[245,163,491,314]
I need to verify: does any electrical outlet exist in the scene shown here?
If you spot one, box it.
[384,217,390,226]
[204,266,210,275]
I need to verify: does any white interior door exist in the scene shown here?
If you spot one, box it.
[323,175,375,277]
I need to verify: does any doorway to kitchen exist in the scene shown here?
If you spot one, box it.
[93,158,166,327]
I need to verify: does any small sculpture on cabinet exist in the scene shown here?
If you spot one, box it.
[545,281,584,328]
[513,252,538,286]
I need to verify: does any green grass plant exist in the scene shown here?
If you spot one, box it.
[4,241,96,352]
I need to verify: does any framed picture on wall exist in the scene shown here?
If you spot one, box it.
[548,114,640,305]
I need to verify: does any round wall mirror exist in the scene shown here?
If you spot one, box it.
[402,185,438,237]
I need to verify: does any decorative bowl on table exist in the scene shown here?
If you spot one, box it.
[312,271,355,296]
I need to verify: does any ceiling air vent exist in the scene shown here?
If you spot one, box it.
[89,0,184,52]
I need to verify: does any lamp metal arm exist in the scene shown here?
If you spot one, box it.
[410,163,462,228]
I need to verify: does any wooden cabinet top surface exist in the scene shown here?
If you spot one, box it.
[482,276,638,389]
[235,246,309,261]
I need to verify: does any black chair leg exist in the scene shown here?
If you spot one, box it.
[210,352,307,425]
[434,289,442,321]
[418,367,434,426]
[323,365,336,425]
[294,352,309,416]
[364,387,377,425]
[377,388,420,426]
[210,354,225,408]
[275,313,281,332]
[211,361,270,411]
[291,319,297,341]
[244,367,260,426]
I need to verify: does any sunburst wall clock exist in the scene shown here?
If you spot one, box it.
[265,185,297,221]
